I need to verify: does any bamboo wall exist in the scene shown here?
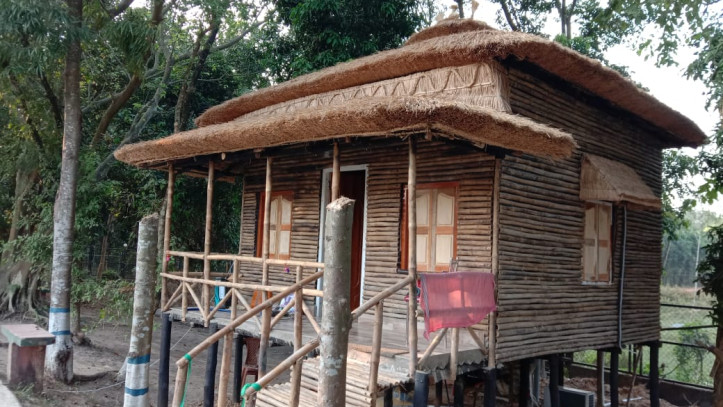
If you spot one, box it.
[235,139,495,324]
[494,61,664,362]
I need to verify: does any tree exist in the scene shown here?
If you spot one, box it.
[698,225,723,406]
[46,0,83,383]
[272,0,424,76]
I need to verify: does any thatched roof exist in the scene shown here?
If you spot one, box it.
[194,20,705,148]
[579,154,661,210]
[114,97,576,167]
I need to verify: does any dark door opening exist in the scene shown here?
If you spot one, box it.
[337,170,365,310]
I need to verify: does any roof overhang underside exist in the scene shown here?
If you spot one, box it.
[114,96,577,168]
[580,154,661,210]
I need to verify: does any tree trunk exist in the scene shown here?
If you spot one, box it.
[124,214,159,407]
[46,0,83,384]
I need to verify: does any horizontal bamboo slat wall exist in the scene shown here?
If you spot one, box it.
[235,139,495,328]
[494,61,664,362]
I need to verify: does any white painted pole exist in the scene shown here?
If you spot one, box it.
[124,214,159,407]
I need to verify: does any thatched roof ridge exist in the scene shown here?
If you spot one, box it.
[194,20,704,147]
[115,97,576,167]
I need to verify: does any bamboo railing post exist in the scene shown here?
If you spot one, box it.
[488,158,501,368]
[290,266,304,407]
[216,265,235,407]
[172,363,188,407]
[203,162,215,326]
[331,142,340,201]
[368,301,384,403]
[161,165,175,310]
[182,256,189,322]
[259,157,273,375]
[407,137,419,374]
[319,197,355,407]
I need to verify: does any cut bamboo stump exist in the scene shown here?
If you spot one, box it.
[319,197,355,407]
[124,214,159,407]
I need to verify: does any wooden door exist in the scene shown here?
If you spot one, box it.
[338,171,365,310]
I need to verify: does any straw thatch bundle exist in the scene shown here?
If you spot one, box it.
[194,20,704,147]
[114,96,576,167]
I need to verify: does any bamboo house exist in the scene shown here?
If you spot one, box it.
[116,19,706,407]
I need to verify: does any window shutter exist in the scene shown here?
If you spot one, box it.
[277,196,292,260]
[583,204,598,281]
[416,190,431,271]
[596,204,612,282]
[433,188,456,271]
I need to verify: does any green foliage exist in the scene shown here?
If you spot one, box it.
[698,224,723,326]
[672,325,712,384]
[70,267,135,323]
[273,0,424,75]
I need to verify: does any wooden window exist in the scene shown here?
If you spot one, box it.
[583,202,612,283]
[257,192,293,260]
[401,183,458,272]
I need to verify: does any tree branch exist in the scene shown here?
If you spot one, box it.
[39,74,63,130]
[105,0,136,19]
[498,0,519,31]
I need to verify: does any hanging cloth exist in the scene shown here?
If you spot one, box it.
[419,271,496,340]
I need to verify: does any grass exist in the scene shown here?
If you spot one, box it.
[573,286,717,388]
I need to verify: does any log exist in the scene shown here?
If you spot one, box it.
[203,162,215,325]
[123,214,158,407]
[319,197,355,407]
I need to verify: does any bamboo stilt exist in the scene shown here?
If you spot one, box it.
[171,364,188,407]
[203,162,215,326]
[407,137,419,374]
[260,157,272,375]
[368,301,384,403]
[161,165,175,310]
[450,327,459,380]
[217,330,233,407]
[290,266,303,407]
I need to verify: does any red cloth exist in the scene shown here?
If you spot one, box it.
[419,271,496,339]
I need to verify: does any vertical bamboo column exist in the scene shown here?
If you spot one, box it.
[368,301,384,403]
[319,197,355,407]
[181,257,189,322]
[488,159,501,368]
[407,137,419,374]
[259,157,273,375]
[161,165,175,310]
[289,265,304,407]
[203,161,215,325]
[331,142,340,201]
[450,327,459,380]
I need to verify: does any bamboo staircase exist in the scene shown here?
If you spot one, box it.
[255,350,411,407]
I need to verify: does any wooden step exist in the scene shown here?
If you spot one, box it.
[254,354,411,407]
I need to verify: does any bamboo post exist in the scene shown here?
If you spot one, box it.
[203,162,215,326]
[549,354,560,407]
[259,157,272,375]
[407,137,419,375]
[233,335,244,404]
[216,260,239,407]
[123,214,159,407]
[172,364,188,407]
[368,301,384,403]
[331,142,340,201]
[158,313,172,407]
[289,266,304,407]
[596,350,605,407]
[413,370,430,407]
[182,257,189,322]
[648,341,660,407]
[319,197,355,407]
[450,328,459,380]
[519,358,530,407]
[488,158,501,368]
[203,324,219,407]
[161,165,175,310]
[609,348,619,407]
[483,368,496,407]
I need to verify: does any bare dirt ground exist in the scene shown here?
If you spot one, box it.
[0,309,293,407]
